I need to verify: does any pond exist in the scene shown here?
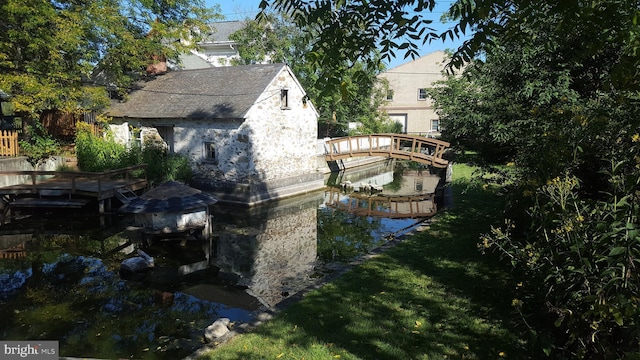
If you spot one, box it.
[0,160,447,359]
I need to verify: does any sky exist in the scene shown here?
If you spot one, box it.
[204,0,471,69]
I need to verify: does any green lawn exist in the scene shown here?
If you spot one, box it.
[197,163,524,359]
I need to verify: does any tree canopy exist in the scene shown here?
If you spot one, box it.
[258,1,640,91]
[230,12,399,136]
[0,0,220,118]
[259,1,640,358]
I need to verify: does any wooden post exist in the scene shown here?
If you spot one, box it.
[99,198,111,214]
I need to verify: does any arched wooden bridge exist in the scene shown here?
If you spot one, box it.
[325,134,450,168]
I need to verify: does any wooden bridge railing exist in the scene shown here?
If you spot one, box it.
[0,164,148,196]
[324,134,450,168]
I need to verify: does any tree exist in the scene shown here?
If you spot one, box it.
[258,1,640,94]
[258,0,441,79]
[431,2,640,358]
[230,12,395,136]
[258,1,640,357]
[0,0,220,119]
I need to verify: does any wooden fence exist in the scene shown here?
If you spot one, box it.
[0,130,19,157]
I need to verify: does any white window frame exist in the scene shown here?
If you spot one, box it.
[203,141,217,163]
[431,119,440,132]
[418,88,428,101]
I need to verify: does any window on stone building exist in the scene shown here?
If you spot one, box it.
[386,90,394,101]
[204,141,217,163]
[280,88,290,109]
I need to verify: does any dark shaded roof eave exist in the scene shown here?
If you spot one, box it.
[106,113,247,121]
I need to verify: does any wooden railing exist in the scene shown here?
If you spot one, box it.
[0,130,19,157]
[325,134,450,168]
[0,164,147,196]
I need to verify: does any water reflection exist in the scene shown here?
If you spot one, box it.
[324,161,443,219]
[0,160,447,359]
[0,213,256,360]
[325,189,437,219]
[210,193,322,307]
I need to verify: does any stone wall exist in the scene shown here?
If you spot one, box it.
[183,67,319,184]
[0,156,67,187]
[174,118,250,183]
[109,122,130,145]
[243,68,318,182]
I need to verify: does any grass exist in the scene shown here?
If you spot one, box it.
[197,163,524,360]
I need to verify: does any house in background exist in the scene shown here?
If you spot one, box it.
[377,50,448,137]
[175,21,248,70]
[105,63,323,206]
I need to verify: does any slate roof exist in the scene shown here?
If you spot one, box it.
[119,181,218,214]
[203,21,246,43]
[105,63,286,119]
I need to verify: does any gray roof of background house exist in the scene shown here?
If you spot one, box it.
[203,21,246,43]
[105,63,286,120]
[175,54,213,70]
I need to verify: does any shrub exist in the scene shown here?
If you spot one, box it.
[19,121,60,167]
[137,144,192,186]
[482,167,640,359]
[75,122,126,172]
[75,124,193,184]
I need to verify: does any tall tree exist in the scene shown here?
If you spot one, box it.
[432,2,640,358]
[0,0,220,119]
[258,0,442,98]
[258,1,640,93]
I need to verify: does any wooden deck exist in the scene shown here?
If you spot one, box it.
[0,165,148,212]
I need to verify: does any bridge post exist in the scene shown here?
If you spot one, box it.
[410,138,416,161]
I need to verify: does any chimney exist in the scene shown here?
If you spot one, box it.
[147,54,167,75]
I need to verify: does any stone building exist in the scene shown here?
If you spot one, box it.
[105,63,323,206]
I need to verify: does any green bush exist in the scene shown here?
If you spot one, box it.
[482,165,640,359]
[74,124,193,185]
[75,123,126,172]
[19,122,60,167]
[136,144,193,186]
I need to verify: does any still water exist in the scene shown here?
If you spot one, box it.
[0,161,446,359]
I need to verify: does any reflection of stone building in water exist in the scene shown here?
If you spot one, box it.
[212,194,321,307]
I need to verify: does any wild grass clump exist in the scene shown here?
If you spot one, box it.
[74,122,192,185]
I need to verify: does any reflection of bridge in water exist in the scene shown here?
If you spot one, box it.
[325,187,437,219]
[325,134,450,168]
